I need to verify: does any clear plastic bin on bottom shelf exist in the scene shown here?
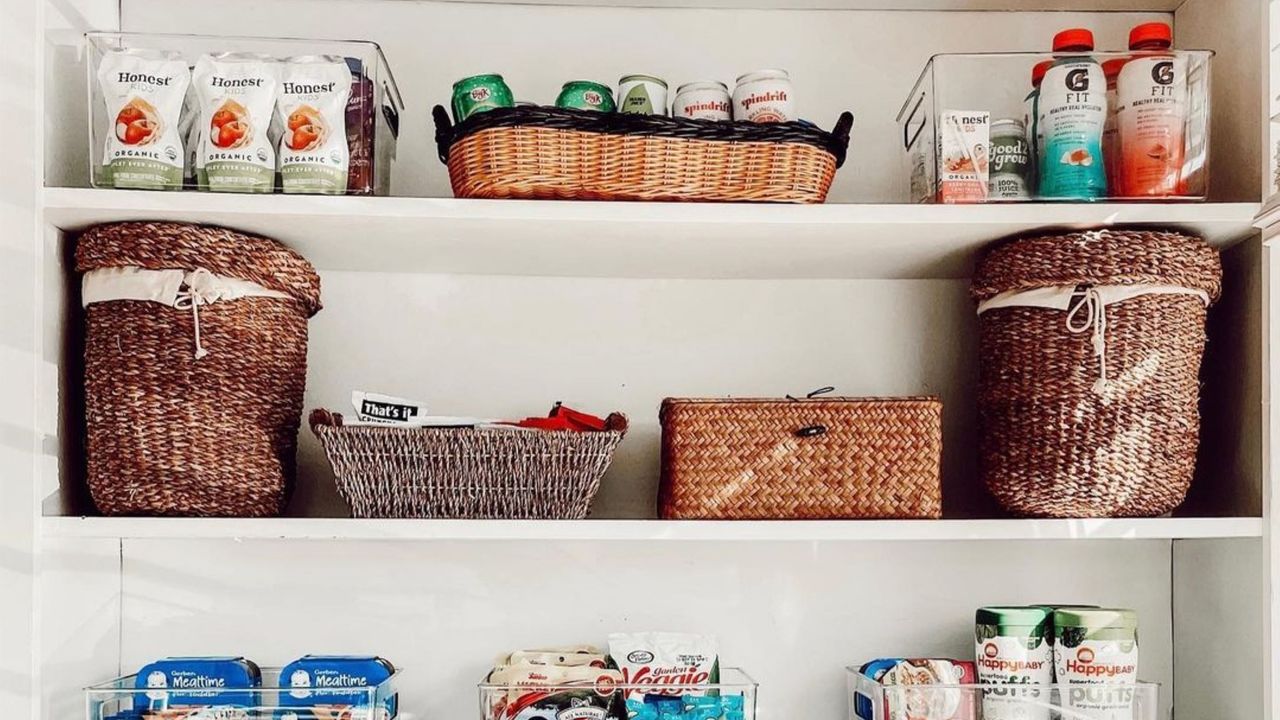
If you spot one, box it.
[478,667,758,720]
[86,668,401,720]
[848,669,1159,720]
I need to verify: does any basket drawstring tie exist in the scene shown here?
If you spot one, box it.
[173,269,216,360]
[1065,287,1108,394]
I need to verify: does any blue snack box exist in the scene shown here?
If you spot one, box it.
[134,657,261,709]
[854,659,904,720]
[279,655,398,720]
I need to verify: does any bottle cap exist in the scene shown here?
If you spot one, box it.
[1031,60,1053,86]
[1052,28,1095,52]
[1102,59,1127,78]
[1129,22,1172,49]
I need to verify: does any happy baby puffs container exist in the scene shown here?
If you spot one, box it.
[86,31,403,195]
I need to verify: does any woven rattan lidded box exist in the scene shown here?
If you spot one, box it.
[658,396,942,520]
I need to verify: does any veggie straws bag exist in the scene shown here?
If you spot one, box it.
[77,222,321,516]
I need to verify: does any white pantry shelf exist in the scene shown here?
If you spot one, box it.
[42,188,1260,279]
[39,515,1264,542]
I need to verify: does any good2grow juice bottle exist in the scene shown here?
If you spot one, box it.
[1039,28,1108,199]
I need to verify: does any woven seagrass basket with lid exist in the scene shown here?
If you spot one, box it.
[77,221,321,517]
[971,228,1221,518]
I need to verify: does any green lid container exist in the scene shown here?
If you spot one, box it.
[1054,607,1138,648]
[977,606,1051,628]
[976,606,1051,642]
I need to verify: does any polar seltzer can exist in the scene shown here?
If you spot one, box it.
[1054,608,1139,720]
[556,81,616,112]
[732,69,794,123]
[976,606,1053,720]
[988,118,1032,200]
[673,81,732,121]
[617,75,667,115]
[451,74,514,122]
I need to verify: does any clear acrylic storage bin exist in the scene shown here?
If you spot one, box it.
[848,668,1160,720]
[478,667,758,720]
[86,667,400,720]
[86,31,403,195]
[898,51,1212,204]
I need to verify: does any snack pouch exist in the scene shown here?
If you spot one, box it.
[607,633,718,700]
[97,49,190,190]
[280,655,397,720]
[856,659,974,720]
[193,53,280,193]
[486,665,625,720]
[502,650,610,668]
[278,56,352,194]
[134,656,261,710]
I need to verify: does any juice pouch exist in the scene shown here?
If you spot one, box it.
[193,53,280,193]
[96,49,191,190]
[278,56,352,194]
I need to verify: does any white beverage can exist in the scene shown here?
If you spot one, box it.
[731,69,794,123]
[672,81,731,121]
[617,74,668,115]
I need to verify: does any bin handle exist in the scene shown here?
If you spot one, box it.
[902,93,926,151]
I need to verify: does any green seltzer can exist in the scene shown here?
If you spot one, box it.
[556,81,615,112]
[452,74,514,122]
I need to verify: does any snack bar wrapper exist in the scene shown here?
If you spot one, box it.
[607,633,718,699]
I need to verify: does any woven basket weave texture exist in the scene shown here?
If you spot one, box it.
[435,106,851,203]
[77,221,321,517]
[972,229,1221,518]
[311,409,628,519]
[659,397,943,519]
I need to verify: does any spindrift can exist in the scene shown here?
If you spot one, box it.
[975,606,1053,720]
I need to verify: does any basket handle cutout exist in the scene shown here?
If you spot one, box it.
[831,112,854,168]
[433,105,454,163]
[795,424,828,438]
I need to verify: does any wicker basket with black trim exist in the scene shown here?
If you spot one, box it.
[433,105,853,203]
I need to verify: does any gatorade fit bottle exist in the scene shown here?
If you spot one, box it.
[1022,60,1052,196]
[1117,22,1186,196]
[1039,28,1108,199]
[1102,59,1126,195]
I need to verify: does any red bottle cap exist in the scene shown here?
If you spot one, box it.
[1102,59,1127,79]
[1031,60,1053,86]
[1129,22,1172,50]
[1053,28,1095,52]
